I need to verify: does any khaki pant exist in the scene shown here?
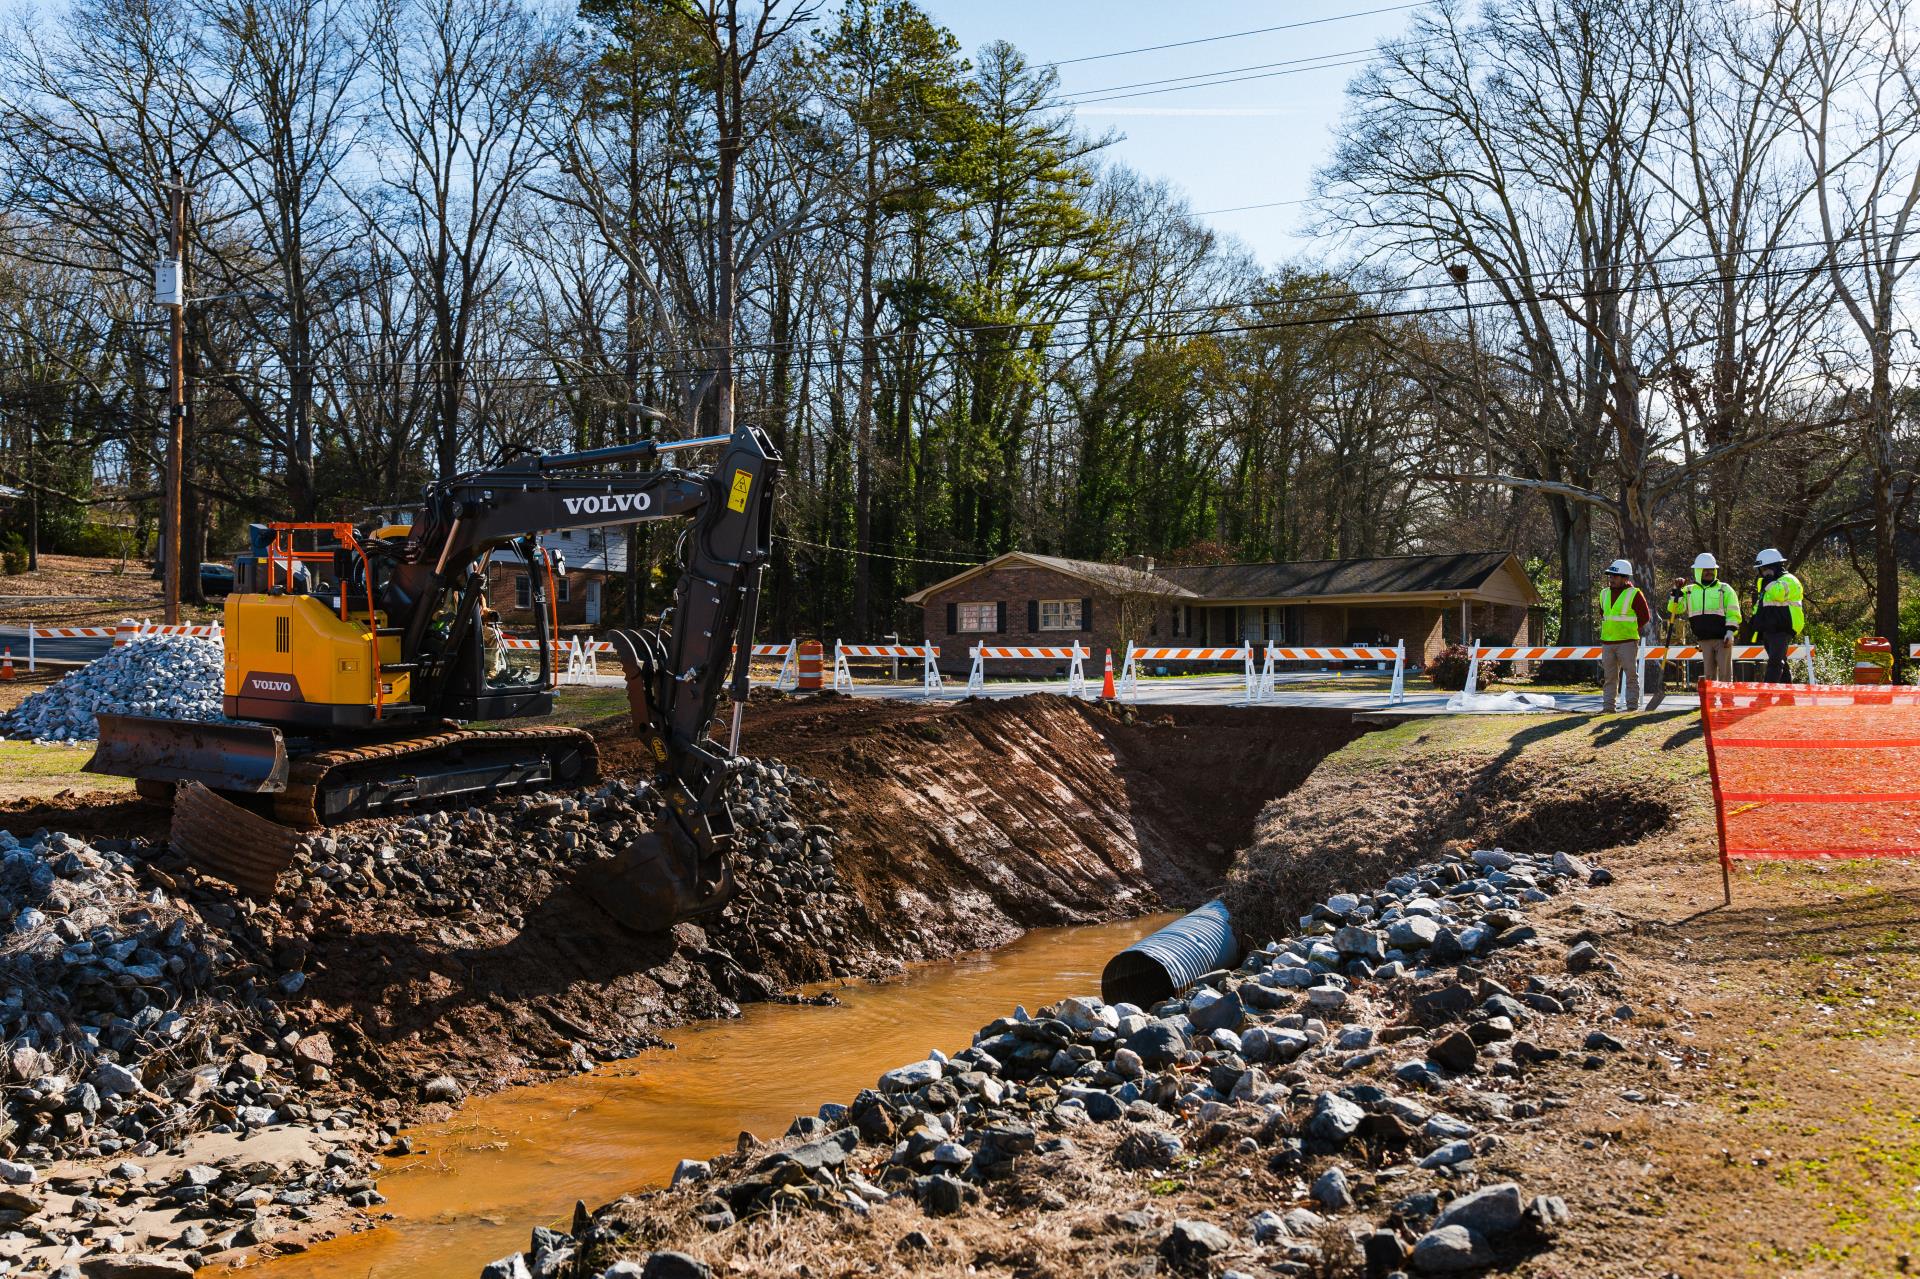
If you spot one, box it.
[1698,636,1733,684]
[1600,640,1640,712]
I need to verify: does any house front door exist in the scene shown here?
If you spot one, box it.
[585,578,602,625]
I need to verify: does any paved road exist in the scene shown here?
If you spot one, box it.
[0,625,110,665]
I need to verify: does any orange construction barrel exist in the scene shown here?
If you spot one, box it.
[1854,636,1893,685]
[796,639,825,691]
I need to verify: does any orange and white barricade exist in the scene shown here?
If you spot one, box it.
[967,642,1086,695]
[1117,643,1257,703]
[1256,642,1406,705]
[113,618,225,646]
[753,641,798,691]
[24,624,120,671]
[833,641,942,695]
[1465,642,1815,695]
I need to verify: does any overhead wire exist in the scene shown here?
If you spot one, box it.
[1051,3,1428,66]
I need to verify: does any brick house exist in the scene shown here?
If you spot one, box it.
[484,525,627,629]
[903,550,1539,676]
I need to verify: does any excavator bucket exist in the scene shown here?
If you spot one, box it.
[586,827,736,934]
[86,714,289,793]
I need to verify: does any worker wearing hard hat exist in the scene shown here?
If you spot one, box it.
[1599,559,1652,712]
[1667,553,1742,685]
[1747,547,1805,682]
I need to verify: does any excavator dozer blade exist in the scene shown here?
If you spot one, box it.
[86,714,289,793]
[585,829,736,934]
[170,781,305,898]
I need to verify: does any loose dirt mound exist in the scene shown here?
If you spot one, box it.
[1225,746,1672,946]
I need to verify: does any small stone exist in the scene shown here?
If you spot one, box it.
[1306,1092,1364,1147]
[1160,1219,1234,1267]
[1311,1165,1353,1209]
[1420,1140,1474,1169]
[1435,1181,1526,1237]
[640,1253,712,1279]
[1584,1030,1626,1053]
[878,1057,940,1092]
[1552,851,1592,879]
[1410,1224,1491,1272]
[1429,1031,1478,1074]
[91,1062,141,1097]
[670,1159,709,1187]
[1125,1021,1187,1069]
[80,1258,197,1279]
[1565,941,1601,974]
[421,1075,463,1103]
[0,1158,32,1185]
[923,1173,965,1216]
[1187,986,1244,1033]
[1307,985,1348,1010]
[1251,1209,1288,1243]
[1388,916,1441,949]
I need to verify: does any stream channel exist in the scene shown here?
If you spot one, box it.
[250,912,1178,1279]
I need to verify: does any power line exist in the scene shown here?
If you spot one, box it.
[775,533,982,568]
[1052,3,1427,66]
[1193,198,1314,215]
[1066,54,1383,106]
[1059,45,1395,101]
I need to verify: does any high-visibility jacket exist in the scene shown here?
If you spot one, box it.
[1667,575,1742,641]
[1599,585,1645,642]
[1755,571,1805,636]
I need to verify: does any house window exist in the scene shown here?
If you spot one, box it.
[1037,599,1082,631]
[514,575,530,609]
[956,602,997,632]
[556,575,570,603]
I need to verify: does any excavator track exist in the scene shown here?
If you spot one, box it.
[171,725,600,896]
[272,725,601,828]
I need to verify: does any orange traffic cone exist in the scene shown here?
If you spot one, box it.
[1,648,13,681]
[1101,648,1117,700]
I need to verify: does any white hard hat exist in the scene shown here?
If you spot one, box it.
[1606,558,1633,576]
[1754,547,1786,568]
[1693,552,1719,570]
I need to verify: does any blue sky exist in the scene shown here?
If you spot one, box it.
[917,1,1429,268]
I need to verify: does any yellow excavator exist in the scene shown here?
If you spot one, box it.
[86,425,779,932]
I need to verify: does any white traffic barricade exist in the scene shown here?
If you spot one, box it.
[966,642,1086,695]
[754,641,799,691]
[23,624,120,672]
[833,641,943,695]
[1465,642,1817,695]
[1256,642,1406,705]
[1117,644,1257,703]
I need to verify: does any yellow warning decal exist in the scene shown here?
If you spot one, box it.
[727,468,753,513]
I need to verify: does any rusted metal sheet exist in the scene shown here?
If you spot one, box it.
[171,782,304,898]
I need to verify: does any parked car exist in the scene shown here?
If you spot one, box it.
[199,562,237,596]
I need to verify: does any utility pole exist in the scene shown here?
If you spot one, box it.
[157,175,188,624]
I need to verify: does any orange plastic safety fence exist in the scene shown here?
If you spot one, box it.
[1700,680,1920,861]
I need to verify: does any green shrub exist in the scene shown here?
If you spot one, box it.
[0,532,26,576]
[61,522,133,558]
[1426,643,1473,690]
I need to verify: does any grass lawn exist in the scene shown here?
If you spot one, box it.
[0,739,131,802]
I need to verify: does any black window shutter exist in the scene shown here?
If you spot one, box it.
[946,602,957,633]
[1027,599,1039,631]
[1080,597,1093,631]
[995,601,1006,633]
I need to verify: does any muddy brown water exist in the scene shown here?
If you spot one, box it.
[250,913,1179,1279]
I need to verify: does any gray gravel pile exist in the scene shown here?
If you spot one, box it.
[0,828,388,1272]
[523,845,1621,1279]
[0,635,226,742]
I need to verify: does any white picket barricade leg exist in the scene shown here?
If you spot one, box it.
[1241,646,1257,705]
[968,644,985,692]
[25,629,33,673]
[1463,642,1482,695]
[832,640,852,692]
[776,641,798,691]
[1388,640,1405,705]
[923,644,943,695]
[1069,642,1086,696]
[1119,641,1139,701]
[1256,643,1275,702]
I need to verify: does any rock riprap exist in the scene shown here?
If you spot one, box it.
[505,845,1617,1277]
[1,635,225,742]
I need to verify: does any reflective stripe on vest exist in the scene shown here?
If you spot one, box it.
[1687,581,1732,618]
[1600,586,1642,642]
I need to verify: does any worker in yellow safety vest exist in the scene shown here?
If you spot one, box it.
[1599,559,1652,712]
[1744,547,1805,683]
[1667,552,1742,685]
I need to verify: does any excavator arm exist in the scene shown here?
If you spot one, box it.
[398,425,781,930]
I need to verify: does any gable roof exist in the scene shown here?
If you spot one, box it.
[904,549,1539,607]
[900,551,1198,605]
[1155,551,1529,602]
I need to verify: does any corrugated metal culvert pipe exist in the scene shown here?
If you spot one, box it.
[1102,899,1240,1007]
